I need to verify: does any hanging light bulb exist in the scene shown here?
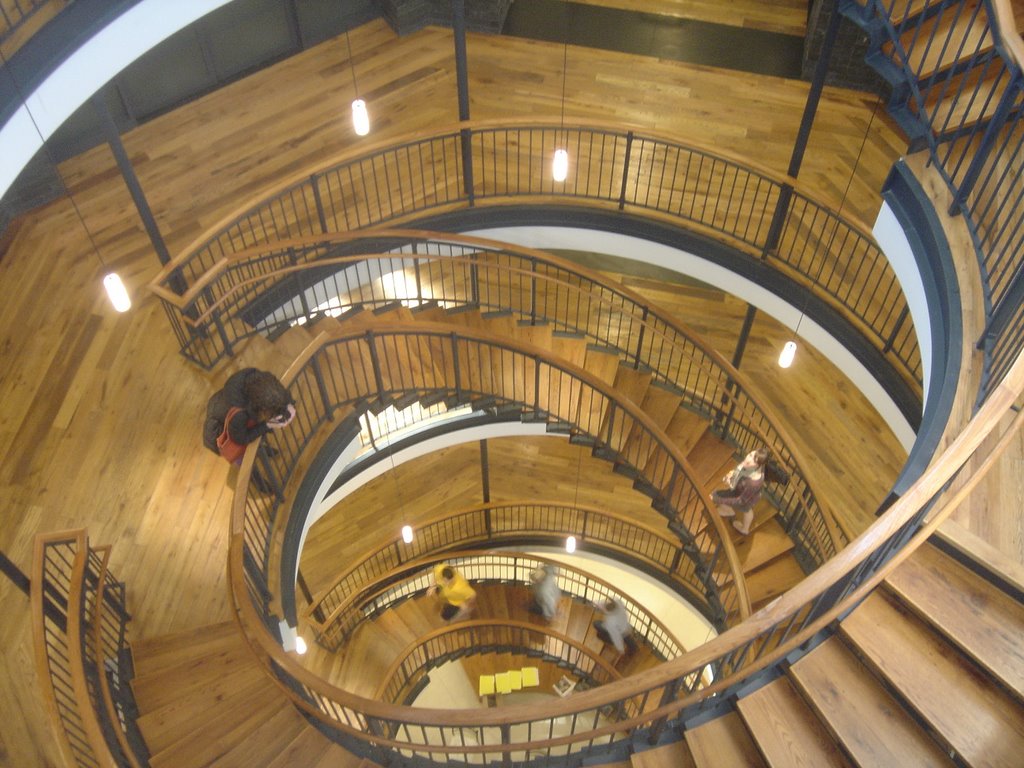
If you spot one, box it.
[103,273,131,312]
[565,535,577,553]
[351,99,370,136]
[401,525,413,543]
[778,340,797,369]
[295,636,307,655]
[552,148,569,182]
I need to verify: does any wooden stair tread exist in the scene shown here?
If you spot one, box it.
[884,542,1024,699]
[264,726,335,768]
[685,711,765,767]
[684,430,736,486]
[148,684,288,768]
[841,590,1024,766]
[212,700,307,767]
[737,676,851,768]
[312,744,384,767]
[630,738,696,768]
[137,666,274,754]
[730,518,796,575]
[132,638,259,712]
[742,555,805,608]
[789,636,955,767]
[131,620,239,677]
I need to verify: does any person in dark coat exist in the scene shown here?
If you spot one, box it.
[203,368,295,490]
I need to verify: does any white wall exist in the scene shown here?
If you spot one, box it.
[0,0,234,199]
[466,226,919,450]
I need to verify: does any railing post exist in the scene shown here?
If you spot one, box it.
[289,247,313,320]
[761,183,793,259]
[366,331,387,403]
[461,128,475,206]
[310,174,329,233]
[633,306,648,370]
[310,356,334,421]
[618,130,634,210]
[529,258,538,325]
[470,251,480,306]
[451,333,463,402]
[882,305,909,354]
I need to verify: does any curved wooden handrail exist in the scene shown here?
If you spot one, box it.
[304,499,701,624]
[991,0,1024,69]
[92,545,143,768]
[31,531,89,768]
[159,228,844,562]
[224,328,1024,762]
[373,619,625,703]
[309,550,687,660]
[156,118,864,283]
[278,320,751,620]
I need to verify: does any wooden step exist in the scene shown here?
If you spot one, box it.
[264,726,335,768]
[685,711,765,767]
[736,552,803,606]
[730,518,795,575]
[620,383,685,472]
[148,683,288,768]
[211,700,307,767]
[789,636,955,766]
[579,346,622,435]
[737,676,851,767]
[630,738,696,768]
[884,542,1024,701]
[131,636,259,713]
[841,590,1024,766]
[131,620,239,678]
[137,666,272,755]
[685,430,736,487]
[604,364,654,451]
[312,744,384,767]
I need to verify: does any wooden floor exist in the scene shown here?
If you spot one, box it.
[0,7,1018,767]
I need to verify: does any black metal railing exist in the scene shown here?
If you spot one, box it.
[310,551,687,660]
[31,531,143,768]
[233,325,749,632]
[228,344,1024,768]
[847,0,1024,402]
[157,123,921,391]
[153,232,845,567]
[376,620,628,708]
[305,502,698,649]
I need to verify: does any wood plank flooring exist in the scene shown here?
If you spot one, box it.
[0,6,1016,767]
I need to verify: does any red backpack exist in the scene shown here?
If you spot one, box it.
[216,407,253,463]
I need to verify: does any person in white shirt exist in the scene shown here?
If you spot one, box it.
[593,598,636,654]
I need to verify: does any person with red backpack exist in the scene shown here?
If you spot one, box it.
[203,368,295,491]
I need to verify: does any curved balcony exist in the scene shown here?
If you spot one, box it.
[151,122,923,418]
[151,230,845,582]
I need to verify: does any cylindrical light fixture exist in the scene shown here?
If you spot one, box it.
[565,535,577,553]
[552,148,569,182]
[351,99,370,136]
[295,636,308,655]
[778,340,797,369]
[401,524,413,543]
[103,273,131,312]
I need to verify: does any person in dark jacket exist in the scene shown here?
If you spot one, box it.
[203,368,295,490]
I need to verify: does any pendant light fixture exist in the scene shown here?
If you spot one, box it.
[345,29,370,136]
[552,24,570,183]
[0,48,130,313]
[777,97,880,369]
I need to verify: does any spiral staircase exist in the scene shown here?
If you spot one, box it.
[19,1,1024,767]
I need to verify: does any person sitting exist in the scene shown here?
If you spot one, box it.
[203,368,296,492]
[428,563,476,622]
